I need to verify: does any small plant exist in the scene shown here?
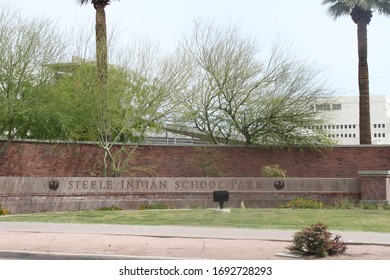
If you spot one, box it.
[0,205,9,215]
[96,205,122,211]
[288,223,347,257]
[139,203,169,210]
[332,197,357,209]
[280,197,326,209]
[327,197,390,210]
[261,164,287,178]
[358,201,390,210]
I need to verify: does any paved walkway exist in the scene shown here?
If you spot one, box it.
[1,222,390,244]
[0,222,389,259]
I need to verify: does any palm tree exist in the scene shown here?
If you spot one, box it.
[77,1,119,177]
[78,0,116,86]
[77,0,119,141]
[322,0,390,145]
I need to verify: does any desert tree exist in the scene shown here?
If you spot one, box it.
[173,22,334,147]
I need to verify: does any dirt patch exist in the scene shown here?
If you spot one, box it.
[1,232,389,259]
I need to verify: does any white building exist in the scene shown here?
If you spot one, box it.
[146,95,390,145]
[317,95,390,145]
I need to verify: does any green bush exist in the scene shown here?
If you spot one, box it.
[260,164,287,178]
[358,201,390,210]
[332,197,357,209]
[284,197,390,210]
[280,197,325,209]
[139,203,169,210]
[96,205,122,211]
[332,198,390,210]
[288,223,347,257]
[0,204,9,215]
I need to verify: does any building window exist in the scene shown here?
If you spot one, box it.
[374,124,377,128]
[332,103,341,110]
[374,133,377,137]
[317,103,331,111]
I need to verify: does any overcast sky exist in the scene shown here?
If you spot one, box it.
[9,0,390,97]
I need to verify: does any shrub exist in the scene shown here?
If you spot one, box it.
[260,164,287,178]
[327,197,390,210]
[139,203,169,210]
[96,205,122,211]
[280,197,325,209]
[358,201,390,210]
[288,223,347,257]
[0,205,9,215]
[332,197,357,209]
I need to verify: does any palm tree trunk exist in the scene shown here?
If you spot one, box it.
[357,22,372,145]
[95,4,111,176]
[95,4,108,87]
[95,4,110,141]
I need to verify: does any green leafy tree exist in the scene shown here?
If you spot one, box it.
[45,45,182,176]
[322,0,390,145]
[0,6,66,139]
[40,63,116,141]
[44,62,157,176]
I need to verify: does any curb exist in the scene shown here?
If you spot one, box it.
[0,250,185,260]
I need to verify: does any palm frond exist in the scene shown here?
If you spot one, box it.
[375,1,390,15]
[325,1,353,19]
[77,0,118,6]
[322,0,339,5]
[323,0,390,18]
[77,0,90,5]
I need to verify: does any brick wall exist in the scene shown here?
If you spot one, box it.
[1,140,390,178]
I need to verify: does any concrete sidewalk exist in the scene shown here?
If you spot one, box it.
[1,222,389,245]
